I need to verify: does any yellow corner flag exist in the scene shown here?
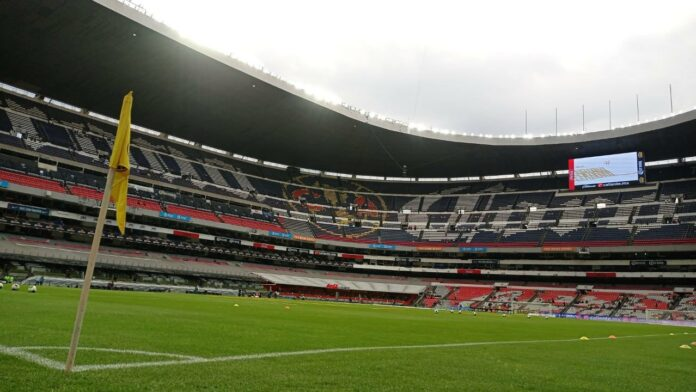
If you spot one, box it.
[109,92,133,235]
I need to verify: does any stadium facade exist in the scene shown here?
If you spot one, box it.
[0,0,694,319]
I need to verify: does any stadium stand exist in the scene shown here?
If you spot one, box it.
[0,72,695,321]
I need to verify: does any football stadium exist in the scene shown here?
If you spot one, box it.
[1,1,695,390]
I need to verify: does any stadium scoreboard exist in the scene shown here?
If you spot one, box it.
[568,152,645,190]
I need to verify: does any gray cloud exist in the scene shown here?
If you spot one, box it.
[136,0,696,137]
[251,16,696,136]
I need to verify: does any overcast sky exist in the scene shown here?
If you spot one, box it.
[136,0,696,136]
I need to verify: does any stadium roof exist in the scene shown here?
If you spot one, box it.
[1,0,695,178]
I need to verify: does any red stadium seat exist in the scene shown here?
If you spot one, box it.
[0,169,65,193]
[167,204,220,222]
[219,214,286,232]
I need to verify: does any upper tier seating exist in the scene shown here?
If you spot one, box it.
[621,190,657,204]
[191,161,214,183]
[69,185,103,200]
[377,228,419,243]
[278,217,315,238]
[426,196,458,212]
[128,197,162,211]
[2,150,696,248]
[585,192,620,206]
[0,110,14,132]
[549,194,583,208]
[543,227,586,244]
[633,224,692,244]
[219,214,286,233]
[158,153,181,175]
[661,180,696,201]
[166,204,220,222]
[31,119,73,148]
[2,96,696,248]
[0,169,65,193]
[72,131,99,155]
[583,227,631,245]
[489,193,518,210]
[676,202,696,215]
[0,131,25,148]
[2,103,694,214]
[69,185,162,211]
[515,192,553,208]
[130,146,151,169]
[498,229,544,245]
[4,97,47,119]
[469,230,500,244]
[637,204,660,216]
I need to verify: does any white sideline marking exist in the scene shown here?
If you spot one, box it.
[0,333,690,373]
[18,346,204,360]
[0,345,65,370]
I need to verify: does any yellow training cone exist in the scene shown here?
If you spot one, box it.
[679,345,691,349]
[608,335,617,339]
[284,306,290,310]
[670,333,675,336]
[580,336,590,341]
[234,304,239,307]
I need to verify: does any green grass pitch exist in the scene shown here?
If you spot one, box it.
[1,286,694,391]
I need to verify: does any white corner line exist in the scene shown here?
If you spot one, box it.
[0,345,65,370]
[17,346,204,360]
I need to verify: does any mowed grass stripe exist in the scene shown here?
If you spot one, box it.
[1,286,694,391]
[51,333,696,372]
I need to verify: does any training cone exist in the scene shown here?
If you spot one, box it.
[608,335,617,339]
[690,342,696,346]
[679,345,692,349]
[580,336,590,341]
[234,304,239,307]
[284,306,290,310]
[670,333,676,336]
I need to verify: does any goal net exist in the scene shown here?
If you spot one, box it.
[510,301,555,315]
[471,300,555,315]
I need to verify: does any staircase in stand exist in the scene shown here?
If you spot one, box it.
[474,289,498,310]
[609,295,629,318]
[232,172,255,193]
[561,292,582,314]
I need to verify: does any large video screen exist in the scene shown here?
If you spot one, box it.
[568,152,645,190]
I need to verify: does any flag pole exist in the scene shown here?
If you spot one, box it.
[65,167,115,373]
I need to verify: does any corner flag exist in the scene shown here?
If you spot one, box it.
[109,92,132,235]
[65,91,133,373]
